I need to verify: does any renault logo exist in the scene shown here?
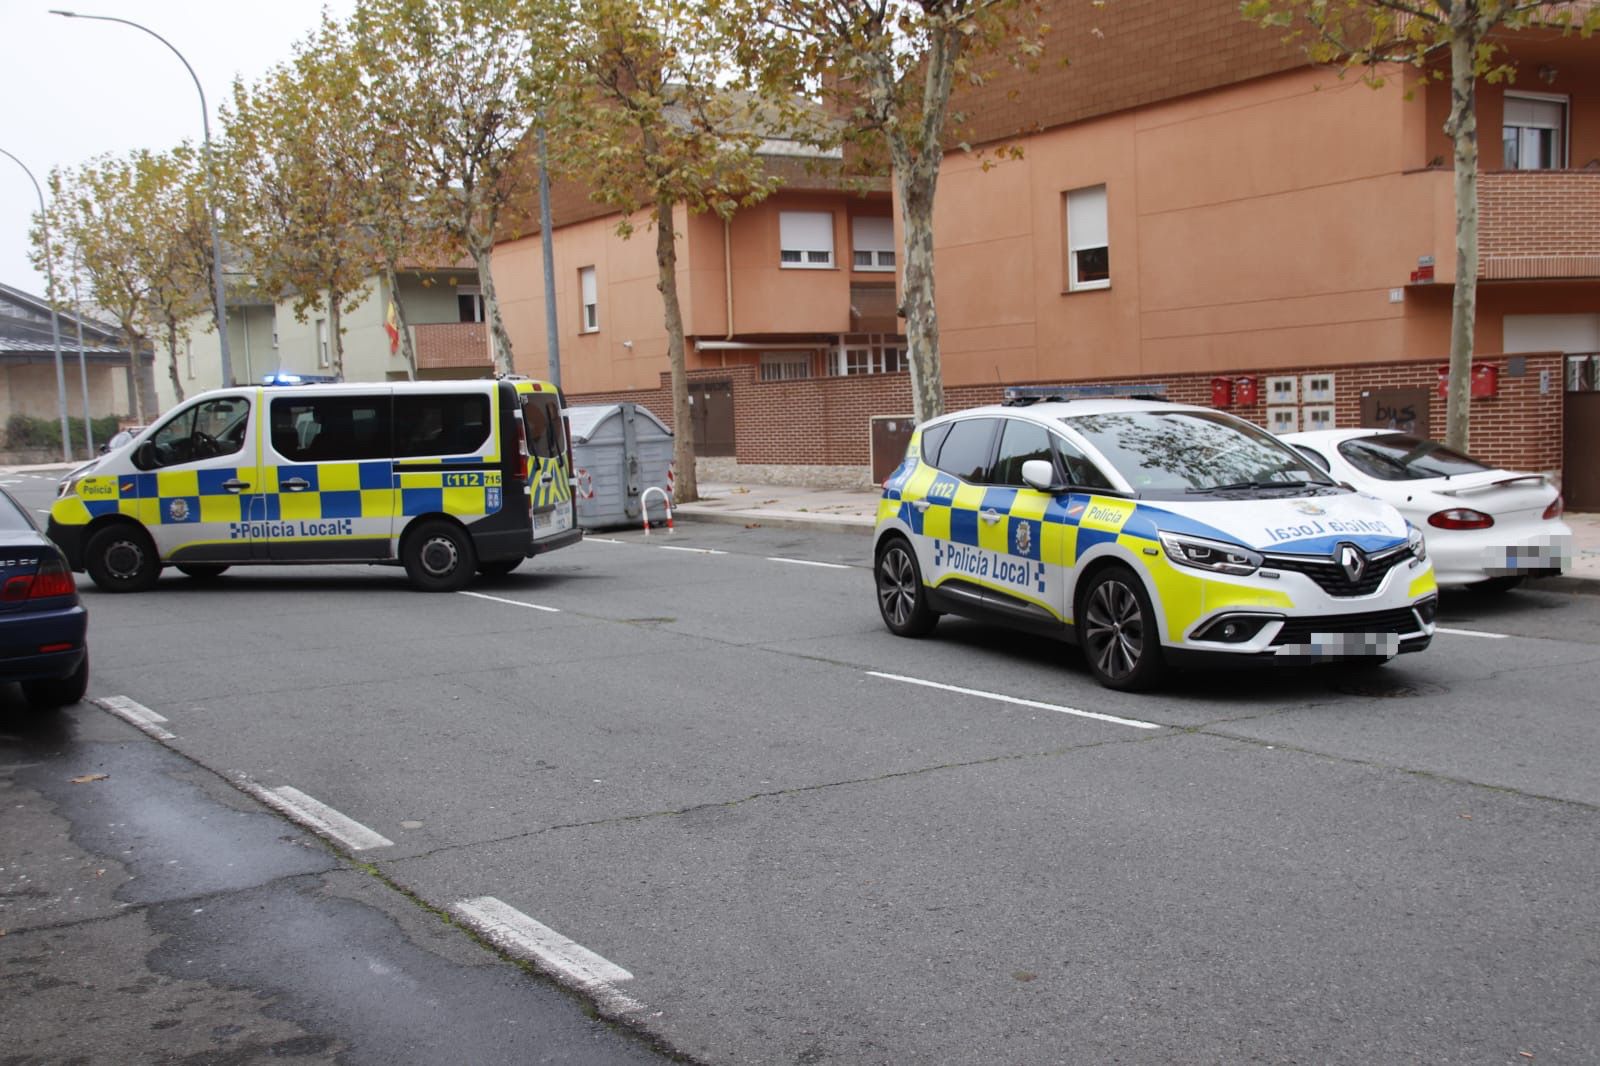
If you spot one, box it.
[1338,543,1367,582]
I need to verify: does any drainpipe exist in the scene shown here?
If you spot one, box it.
[724,217,734,341]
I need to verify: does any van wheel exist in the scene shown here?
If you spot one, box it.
[23,653,89,709]
[1077,566,1166,691]
[403,520,476,592]
[84,525,160,593]
[875,537,938,637]
[477,558,523,579]
[175,563,230,580]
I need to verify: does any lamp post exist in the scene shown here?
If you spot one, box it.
[0,147,72,462]
[51,9,233,388]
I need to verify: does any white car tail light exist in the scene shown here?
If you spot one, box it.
[1428,508,1495,531]
[1544,494,1564,521]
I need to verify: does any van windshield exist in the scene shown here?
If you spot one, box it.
[522,394,565,459]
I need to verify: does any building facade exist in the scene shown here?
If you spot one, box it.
[0,281,139,449]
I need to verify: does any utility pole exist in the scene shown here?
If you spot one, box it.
[1,146,72,462]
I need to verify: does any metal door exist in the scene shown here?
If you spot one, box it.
[1564,391,1600,510]
[692,381,735,457]
[871,415,916,484]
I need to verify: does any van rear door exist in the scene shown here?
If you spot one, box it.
[521,389,574,544]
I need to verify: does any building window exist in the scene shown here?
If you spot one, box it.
[828,334,905,376]
[851,216,895,271]
[315,318,330,367]
[579,266,598,333]
[1504,93,1567,170]
[759,352,812,381]
[1064,185,1110,291]
[779,210,834,268]
[457,285,485,323]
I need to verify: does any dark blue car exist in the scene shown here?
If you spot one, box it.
[0,486,88,708]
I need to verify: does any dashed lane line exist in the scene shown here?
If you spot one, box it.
[766,556,851,570]
[457,590,561,612]
[453,896,645,1016]
[867,671,1161,731]
[657,545,728,555]
[240,783,395,851]
[93,696,177,740]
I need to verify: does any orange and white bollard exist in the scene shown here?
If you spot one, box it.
[640,485,673,534]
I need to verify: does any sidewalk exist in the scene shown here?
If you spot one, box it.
[677,480,1600,584]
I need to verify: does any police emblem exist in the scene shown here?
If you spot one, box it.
[1291,500,1326,517]
[168,498,190,522]
[1015,521,1033,557]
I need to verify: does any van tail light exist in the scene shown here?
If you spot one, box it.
[1,557,76,602]
[563,415,575,482]
[1544,494,1564,521]
[1428,508,1495,530]
[514,437,530,482]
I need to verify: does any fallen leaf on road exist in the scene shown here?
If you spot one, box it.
[1519,1053,1535,1060]
[70,774,108,784]
[743,522,762,529]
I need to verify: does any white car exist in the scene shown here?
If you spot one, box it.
[1281,429,1570,591]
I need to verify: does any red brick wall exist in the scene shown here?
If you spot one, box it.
[1479,171,1600,279]
[414,323,490,370]
[570,352,1565,478]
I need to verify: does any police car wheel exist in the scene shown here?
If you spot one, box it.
[175,563,230,580]
[875,537,938,637]
[22,652,89,709]
[1078,567,1166,691]
[403,520,476,592]
[84,525,160,593]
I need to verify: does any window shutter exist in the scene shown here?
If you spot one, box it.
[780,211,834,255]
[1067,186,1107,251]
[1505,95,1563,129]
[851,216,893,254]
[580,267,597,305]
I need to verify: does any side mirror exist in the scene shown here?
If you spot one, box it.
[1021,459,1057,493]
[133,441,157,470]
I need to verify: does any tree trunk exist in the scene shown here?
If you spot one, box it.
[898,172,945,425]
[385,264,418,381]
[470,234,515,377]
[1444,18,1479,453]
[166,317,185,405]
[124,324,155,423]
[328,289,345,381]
[655,195,699,504]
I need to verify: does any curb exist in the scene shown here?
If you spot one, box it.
[673,507,875,536]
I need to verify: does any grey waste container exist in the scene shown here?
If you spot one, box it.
[566,403,674,530]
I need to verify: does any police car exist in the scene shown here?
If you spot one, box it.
[48,378,579,593]
[874,394,1438,691]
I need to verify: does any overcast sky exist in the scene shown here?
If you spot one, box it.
[0,0,355,297]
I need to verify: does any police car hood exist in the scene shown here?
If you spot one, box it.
[1134,492,1408,557]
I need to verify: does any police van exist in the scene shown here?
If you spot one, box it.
[874,394,1438,691]
[48,378,580,592]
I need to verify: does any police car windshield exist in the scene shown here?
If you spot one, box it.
[1062,410,1334,498]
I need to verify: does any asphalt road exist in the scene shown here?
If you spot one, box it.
[6,468,1600,1065]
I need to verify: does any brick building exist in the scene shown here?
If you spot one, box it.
[491,0,1600,506]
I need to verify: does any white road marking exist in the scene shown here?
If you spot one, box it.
[457,590,560,612]
[585,537,625,544]
[241,783,394,851]
[92,696,177,740]
[453,896,645,1015]
[658,545,727,555]
[867,671,1161,730]
[766,556,851,570]
[1435,626,1510,640]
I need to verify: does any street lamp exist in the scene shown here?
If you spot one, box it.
[50,9,234,389]
[0,147,72,462]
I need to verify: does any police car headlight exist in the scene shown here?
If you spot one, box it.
[1407,524,1427,562]
[1158,532,1263,576]
[58,478,79,499]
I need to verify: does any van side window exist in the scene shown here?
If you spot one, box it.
[394,394,491,457]
[932,418,998,483]
[271,396,392,462]
[918,422,953,468]
[136,397,250,470]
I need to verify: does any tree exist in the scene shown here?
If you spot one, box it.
[353,0,545,377]
[548,0,784,503]
[1242,0,1599,452]
[38,153,169,422]
[737,0,1049,424]
[139,146,215,405]
[222,20,375,380]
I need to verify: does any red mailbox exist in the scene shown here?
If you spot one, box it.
[1210,376,1234,406]
[1234,376,1259,406]
[1471,363,1499,398]
[1437,365,1450,397]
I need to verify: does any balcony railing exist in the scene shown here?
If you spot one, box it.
[413,322,490,370]
[1479,170,1600,280]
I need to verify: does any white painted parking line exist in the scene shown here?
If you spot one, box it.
[867,671,1161,730]
[766,556,851,570]
[585,537,625,544]
[93,696,177,740]
[658,545,727,555]
[241,783,394,851]
[454,896,645,1015]
[457,590,561,612]
[1435,626,1510,640]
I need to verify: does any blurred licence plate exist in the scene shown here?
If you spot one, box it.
[1281,632,1400,659]
[534,508,571,534]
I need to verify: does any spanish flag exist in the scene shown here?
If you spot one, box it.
[384,300,401,354]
